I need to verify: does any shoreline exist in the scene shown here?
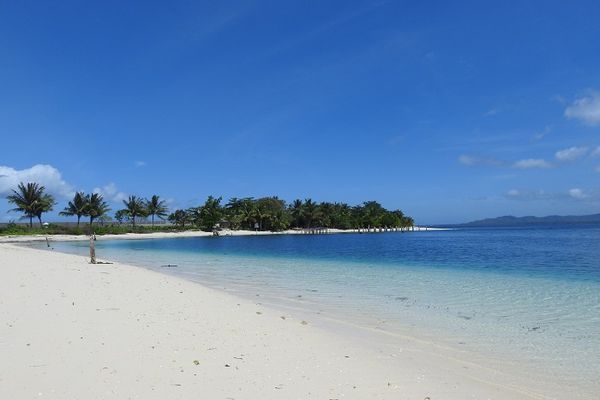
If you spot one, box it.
[0,242,574,399]
[0,226,449,243]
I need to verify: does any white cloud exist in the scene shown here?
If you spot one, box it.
[92,183,128,203]
[458,155,503,167]
[504,189,551,201]
[591,146,600,157]
[458,155,477,166]
[505,187,599,202]
[568,188,587,200]
[513,159,552,169]
[595,165,600,174]
[532,125,551,141]
[0,164,74,199]
[565,91,600,125]
[135,161,147,168]
[483,108,498,117]
[555,146,588,161]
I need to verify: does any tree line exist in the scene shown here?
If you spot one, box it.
[5,182,414,232]
[6,182,168,228]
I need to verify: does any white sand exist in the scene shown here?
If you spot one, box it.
[0,243,556,399]
[0,226,447,244]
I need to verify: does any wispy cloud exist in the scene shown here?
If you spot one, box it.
[483,108,498,117]
[253,2,388,61]
[506,188,598,202]
[0,164,74,199]
[135,160,147,168]
[591,146,600,157]
[504,189,552,201]
[459,155,554,169]
[568,188,588,200]
[565,91,600,126]
[458,155,504,167]
[92,183,128,203]
[555,146,588,162]
[387,135,405,146]
[531,126,551,142]
[512,159,552,169]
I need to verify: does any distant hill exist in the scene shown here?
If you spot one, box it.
[446,214,600,228]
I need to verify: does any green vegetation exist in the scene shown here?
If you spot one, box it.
[58,191,87,227]
[87,193,111,225]
[168,197,414,232]
[3,181,414,235]
[7,182,56,227]
[120,195,147,227]
[145,195,169,227]
[59,192,111,227]
[0,222,185,236]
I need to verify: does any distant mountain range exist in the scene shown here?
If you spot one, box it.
[444,214,600,227]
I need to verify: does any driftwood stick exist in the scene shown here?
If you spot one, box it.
[89,234,96,264]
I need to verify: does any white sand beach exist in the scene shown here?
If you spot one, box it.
[0,226,448,244]
[0,243,556,399]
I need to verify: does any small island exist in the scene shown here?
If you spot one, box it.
[2,181,415,237]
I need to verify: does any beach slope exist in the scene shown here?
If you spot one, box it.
[0,244,543,399]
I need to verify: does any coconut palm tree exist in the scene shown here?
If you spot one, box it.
[114,209,129,224]
[7,182,55,227]
[59,192,88,227]
[289,199,304,228]
[87,193,110,226]
[199,195,223,231]
[302,198,320,228]
[121,195,147,227]
[145,195,169,227]
[238,198,257,230]
[168,209,190,228]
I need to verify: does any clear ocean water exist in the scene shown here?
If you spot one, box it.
[33,226,600,394]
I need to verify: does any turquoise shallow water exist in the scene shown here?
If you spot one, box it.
[34,226,600,394]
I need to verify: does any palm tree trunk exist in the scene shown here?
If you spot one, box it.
[132,215,136,227]
[29,216,33,228]
[38,216,43,227]
[77,215,81,227]
[151,214,154,227]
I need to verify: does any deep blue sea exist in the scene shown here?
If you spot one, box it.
[34,225,600,393]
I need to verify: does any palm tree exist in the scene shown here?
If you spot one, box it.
[289,199,304,228]
[59,192,88,227]
[199,195,223,231]
[168,209,190,228]
[7,182,55,227]
[145,195,169,227]
[238,198,257,230]
[302,198,320,228]
[114,209,129,224]
[121,195,147,227]
[87,193,110,226]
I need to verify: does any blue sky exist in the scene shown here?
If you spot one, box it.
[1,1,599,224]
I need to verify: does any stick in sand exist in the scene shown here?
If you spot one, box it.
[89,233,96,264]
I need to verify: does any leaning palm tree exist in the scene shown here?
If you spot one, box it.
[145,195,169,227]
[59,191,88,227]
[121,195,147,227]
[7,182,55,227]
[87,193,110,226]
